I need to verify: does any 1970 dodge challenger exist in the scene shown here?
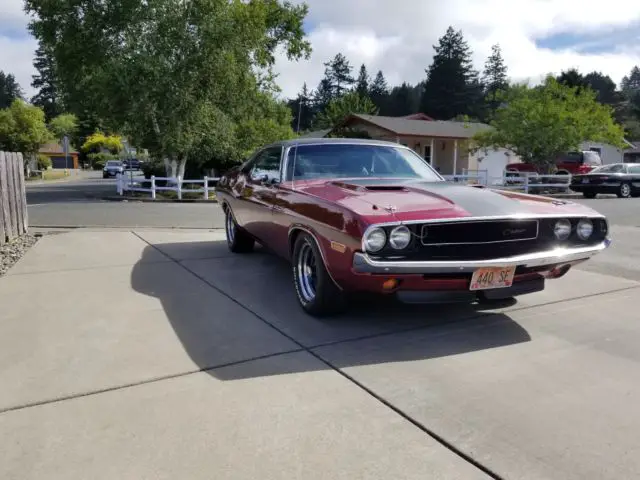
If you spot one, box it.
[215,138,611,316]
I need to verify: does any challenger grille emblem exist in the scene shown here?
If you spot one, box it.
[503,228,526,236]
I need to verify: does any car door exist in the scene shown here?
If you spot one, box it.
[234,146,282,244]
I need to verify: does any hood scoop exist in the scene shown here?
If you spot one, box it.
[364,185,407,191]
[328,181,407,192]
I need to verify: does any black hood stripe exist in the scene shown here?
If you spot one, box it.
[407,182,526,217]
[336,178,529,217]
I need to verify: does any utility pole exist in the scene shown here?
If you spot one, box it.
[296,96,304,133]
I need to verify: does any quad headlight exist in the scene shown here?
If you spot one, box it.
[389,226,411,249]
[576,219,593,240]
[363,227,386,252]
[553,219,572,240]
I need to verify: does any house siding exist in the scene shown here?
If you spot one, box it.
[580,142,624,165]
[342,118,476,175]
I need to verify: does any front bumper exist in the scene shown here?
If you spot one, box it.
[352,240,610,275]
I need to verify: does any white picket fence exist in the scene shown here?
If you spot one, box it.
[116,174,220,200]
[444,170,573,194]
[115,170,574,200]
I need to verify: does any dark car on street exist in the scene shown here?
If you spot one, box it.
[103,160,125,178]
[216,138,610,317]
[570,163,640,198]
[123,158,143,170]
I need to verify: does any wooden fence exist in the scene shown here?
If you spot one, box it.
[0,152,28,245]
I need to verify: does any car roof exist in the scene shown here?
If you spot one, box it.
[264,137,405,149]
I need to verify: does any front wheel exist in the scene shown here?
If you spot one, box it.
[583,191,597,199]
[292,233,346,317]
[224,207,254,253]
[617,183,632,198]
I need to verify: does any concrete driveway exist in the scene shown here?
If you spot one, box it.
[1,229,639,479]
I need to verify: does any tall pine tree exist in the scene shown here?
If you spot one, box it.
[323,53,355,97]
[313,78,334,114]
[369,70,389,112]
[0,71,23,109]
[31,45,62,120]
[482,44,508,117]
[385,83,420,116]
[287,83,314,132]
[621,66,640,96]
[355,64,369,97]
[419,26,482,120]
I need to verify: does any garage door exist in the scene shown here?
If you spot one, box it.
[50,156,71,169]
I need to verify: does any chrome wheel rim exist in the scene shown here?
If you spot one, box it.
[296,242,317,302]
[225,211,235,244]
[621,184,631,196]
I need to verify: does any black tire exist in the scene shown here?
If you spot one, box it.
[224,207,254,253]
[617,182,632,198]
[583,191,597,199]
[292,233,346,317]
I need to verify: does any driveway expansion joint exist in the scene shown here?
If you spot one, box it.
[131,230,506,479]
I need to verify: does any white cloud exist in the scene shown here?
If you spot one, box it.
[2,0,640,102]
[0,35,38,99]
[274,0,640,98]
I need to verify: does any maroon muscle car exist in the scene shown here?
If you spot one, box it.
[215,139,611,316]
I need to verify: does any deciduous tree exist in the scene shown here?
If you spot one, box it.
[48,113,78,141]
[25,0,311,177]
[473,77,626,172]
[313,91,378,130]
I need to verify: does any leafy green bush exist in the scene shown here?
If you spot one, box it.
[88,152,117,170]
[37,154,52,170]
[141,160,169,186]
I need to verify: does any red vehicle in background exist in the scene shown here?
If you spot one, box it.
[506,151,603,176]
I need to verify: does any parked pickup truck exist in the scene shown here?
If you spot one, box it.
[506,151,603,176]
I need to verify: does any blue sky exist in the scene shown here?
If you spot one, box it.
[535,23,640,55]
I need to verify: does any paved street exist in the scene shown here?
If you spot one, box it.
[26,172,224,229]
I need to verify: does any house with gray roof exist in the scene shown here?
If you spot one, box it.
[325,113,501,176]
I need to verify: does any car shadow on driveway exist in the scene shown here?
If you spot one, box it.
[130,240,531,381]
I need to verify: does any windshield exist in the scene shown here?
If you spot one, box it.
[590,164,626,173]
[106,161,121,167]
[285,143,442,182]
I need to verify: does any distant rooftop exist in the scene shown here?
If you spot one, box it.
[341,114,491,139]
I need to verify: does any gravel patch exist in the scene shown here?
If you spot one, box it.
[0,234,39,277]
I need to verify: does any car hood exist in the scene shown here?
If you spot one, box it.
[297,178,599,223]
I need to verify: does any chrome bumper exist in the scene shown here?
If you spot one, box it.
[352,240,611,275]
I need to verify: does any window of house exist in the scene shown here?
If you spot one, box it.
[424,145,432,164]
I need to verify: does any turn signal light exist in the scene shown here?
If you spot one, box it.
[382,278,399,290]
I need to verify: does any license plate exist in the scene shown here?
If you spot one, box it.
[582,178,589,183]
[470,266,516,291]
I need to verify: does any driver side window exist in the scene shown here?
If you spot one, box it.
[249,147,282,183]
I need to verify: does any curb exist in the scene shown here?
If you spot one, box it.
[102,196,218,204]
